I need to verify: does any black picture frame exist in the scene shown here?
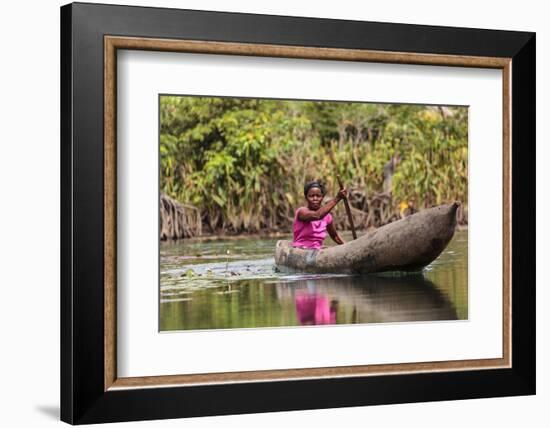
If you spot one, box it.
[61,2,535,424]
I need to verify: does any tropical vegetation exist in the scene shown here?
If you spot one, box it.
[160,96,468,236]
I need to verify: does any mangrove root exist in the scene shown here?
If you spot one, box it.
[160,193,202,240]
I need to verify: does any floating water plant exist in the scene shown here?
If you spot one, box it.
[180,268,196,278]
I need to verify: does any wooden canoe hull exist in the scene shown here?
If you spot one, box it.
[275,202,459,274]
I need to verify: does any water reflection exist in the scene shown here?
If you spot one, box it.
[160,230,468,331]
[295,291,338,325]
[290,275,457,327]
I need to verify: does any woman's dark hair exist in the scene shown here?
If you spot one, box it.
[304,180,326,197]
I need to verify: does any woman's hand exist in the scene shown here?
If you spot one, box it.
[336,188,348,201]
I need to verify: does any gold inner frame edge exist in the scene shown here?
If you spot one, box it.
[104,36,512,391]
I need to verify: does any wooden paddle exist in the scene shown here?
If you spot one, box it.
[336,174,357,240]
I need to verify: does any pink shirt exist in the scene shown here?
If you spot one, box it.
[292,208,333,250]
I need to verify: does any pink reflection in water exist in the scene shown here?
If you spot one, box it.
[295,292,337,325]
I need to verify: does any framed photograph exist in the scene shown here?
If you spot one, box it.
[60,2,535,424]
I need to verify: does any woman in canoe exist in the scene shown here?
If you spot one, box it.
[292,180,348,250]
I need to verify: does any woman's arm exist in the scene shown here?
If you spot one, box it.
[327,222,345,245]
[297,189,348,222]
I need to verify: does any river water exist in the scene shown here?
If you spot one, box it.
[160,230,468,331]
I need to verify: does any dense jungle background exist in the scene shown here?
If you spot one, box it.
[159,96,468,239]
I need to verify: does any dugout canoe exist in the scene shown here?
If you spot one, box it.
[275,202,459,274]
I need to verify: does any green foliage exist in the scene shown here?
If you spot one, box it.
[160,96,468,233]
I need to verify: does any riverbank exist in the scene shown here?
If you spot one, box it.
[162,223,468,241]
[161,189,468,241]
